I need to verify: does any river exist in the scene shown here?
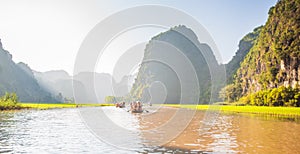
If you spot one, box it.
[0,106,299,153]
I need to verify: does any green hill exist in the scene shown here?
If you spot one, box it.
[221,0,300,106]
[225,26,262,83]
[237,0,300,93]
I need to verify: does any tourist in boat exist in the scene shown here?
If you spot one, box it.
[120,102,125,108]
[130,102,133,110]
[130,102,136,111]
[137,101,142,111]
[116,102,126,108]
[129,101,143,113]
[134,102,138,111]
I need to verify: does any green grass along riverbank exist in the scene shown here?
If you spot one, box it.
[163,104,300,117]
[2,101,300,118]
[0,102,114,110]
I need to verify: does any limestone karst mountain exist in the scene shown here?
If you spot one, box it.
[0,39,57,102]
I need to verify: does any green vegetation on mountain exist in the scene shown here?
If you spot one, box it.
[221,0,300,106]
[225,26,262,83]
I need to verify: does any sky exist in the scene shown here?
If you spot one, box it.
[0,0,277,75]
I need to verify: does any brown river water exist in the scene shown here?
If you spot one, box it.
[0,106,299,153]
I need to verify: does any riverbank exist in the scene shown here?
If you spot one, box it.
[0,104,22,110]
[0,103,114,111]
[162,104,300,117]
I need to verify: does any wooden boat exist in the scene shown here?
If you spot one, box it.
[130,109,143,113]
[129,101,144,113]
[117,105,125,108]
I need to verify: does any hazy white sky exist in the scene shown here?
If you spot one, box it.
[0,0,277,75]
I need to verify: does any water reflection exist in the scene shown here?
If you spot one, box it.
[203,115,238,153]
[137,106,196,147]
[0,107,300,153]
[160,109,300,153]
[0,109,133,153]
[234,114,300,153]
[0,111,15,153]
[79,107,144,151]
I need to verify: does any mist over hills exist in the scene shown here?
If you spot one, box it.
[0,24,263,104]
[34,70,133,103]
[130,0,300,105]
[129,25,224,104]
[1,0,298,105]
[1,24,224,104]
[0,39,57,102]
[0,38,133,103]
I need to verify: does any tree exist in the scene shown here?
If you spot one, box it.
[219,84,242,102]
[10,92,18,104]
[0,92,20,110]
[0,92,18,104]
[238,86,300,107]
[105,96,116,103]
[55,93,63,102]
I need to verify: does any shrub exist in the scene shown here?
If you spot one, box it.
[0,92,20,110]
[238,86,300,107]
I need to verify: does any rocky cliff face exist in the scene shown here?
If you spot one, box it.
[130,25,221,104]
[235,0,300,95]
[225,26,262,83]
[0,39,57,102]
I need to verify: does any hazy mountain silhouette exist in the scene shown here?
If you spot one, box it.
[0,39,58,102]
[130,25,222,104]
[34,70,133,103]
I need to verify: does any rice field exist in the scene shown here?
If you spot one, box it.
[162,104,300,117]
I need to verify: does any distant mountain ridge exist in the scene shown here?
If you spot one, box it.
[0,39,58,102]
[34,70,133,103]
[0,38,132,103]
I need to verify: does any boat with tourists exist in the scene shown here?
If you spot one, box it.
[129,101,143,113]
[115,102,126,108]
